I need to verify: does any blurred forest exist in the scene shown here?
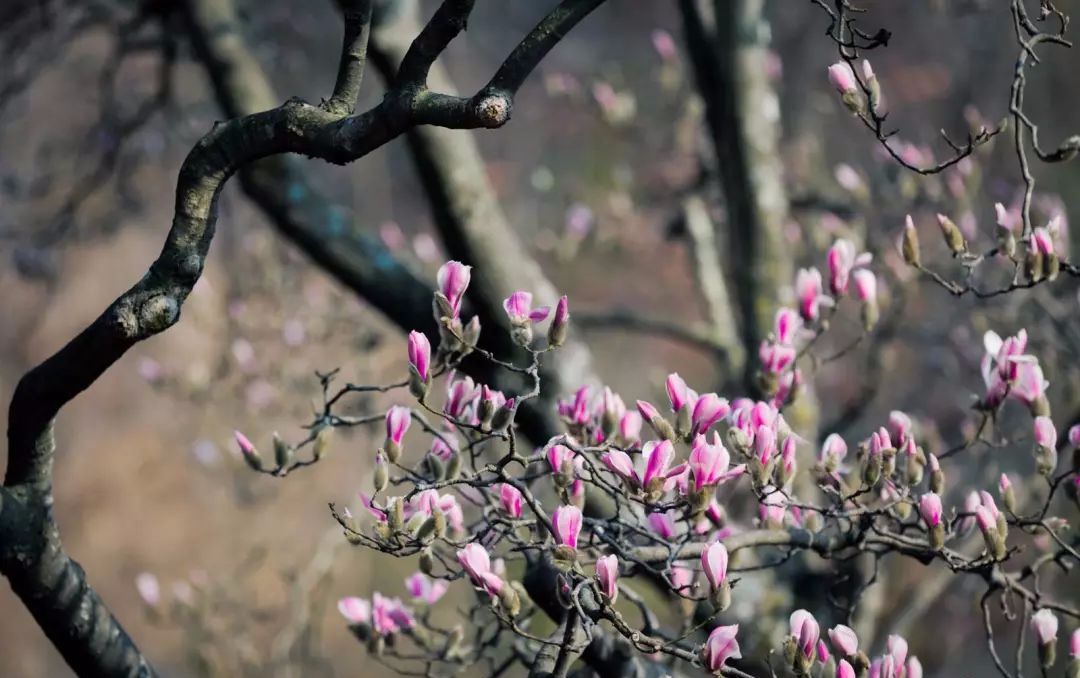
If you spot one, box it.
[1,0,1078,676]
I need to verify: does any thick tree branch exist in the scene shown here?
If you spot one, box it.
[1,1,603,673]
[325,0,375,115]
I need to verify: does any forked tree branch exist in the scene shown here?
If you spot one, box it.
[0,1,606,674]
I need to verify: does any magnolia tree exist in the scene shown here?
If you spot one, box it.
[3,0,1080,677]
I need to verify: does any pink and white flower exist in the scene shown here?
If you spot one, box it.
[437,260,471,318]
[552,505,583,549]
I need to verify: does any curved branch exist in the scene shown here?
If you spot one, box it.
[1,1,604,673]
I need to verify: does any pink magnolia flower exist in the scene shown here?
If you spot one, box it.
[760,487,787,527]
[636,399,661,423]
[817,640,831,664]
[760,341,797,375]
[619,411,643,445]
[437,260,471,318]
[775,308,801,345]
[1032,227,1055,256]
[1069,425,1080,448]
[595,554,619,602]
[499,483,524,518]
[670,565,694,592]
[547,443,575,475]
[651,29,678,62]
[701,541,729,589]
[386,406,411,445]
[754,425,777,465]
[906,657,923,678]
[829,624,859,657]
[601,449,635,481]
[826,239,872,296]
[666,372,692,412]
[552,294,569,325]
[1070,627,1080,657]
[692,393,731,436]
[559,386,592,425]
[135,573,160,607]
[887,634,908,668]
[552,505,583,549]
[444,374,479,419]
[503,291,550,325]
[1034,416,1056,448]
[828,62,858,93]
[819,433,848,469]
[852,269,877,302]
[980,491,1001,520]
[975,505,997,533]
[405,572,448,605]
[376,593,415,635]
[918,493,942,528]
[408,331,431,383]
[457,543,503,595]
[234,430,258,461]
[338,596,371,625]
[480,384,507,411]
[887,411,912,446]
[837,658,856,678]
[796,267,831,322]
[648,511,677,540]
[1031,608,1058,644]
[689,433,745,492]
[791,609,820,659]
[640,439,677,489]
[701,625,742,672]
[996,203,1019,233]
[1012,359,1049,408]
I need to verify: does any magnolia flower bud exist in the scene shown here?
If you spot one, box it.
[901,215,921,267]
[937,213,966,255]
[373,452,389,493]
[547,295,570,347]
[498,583,521,617]
[419,548,435,575]
[312,426,332,461]
[272,432,293,470]
[1032,609,1059,669]
[234,431,263,471]
[445,450,462,480]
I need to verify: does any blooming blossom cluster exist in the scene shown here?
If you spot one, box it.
[226,254,1079,678]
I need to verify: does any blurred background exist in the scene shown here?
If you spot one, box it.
[1,0,1078,675]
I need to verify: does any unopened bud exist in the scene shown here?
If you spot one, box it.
[1027,249,1045,282]
[462,316,481,348]
[313,426,332,461]
[419,548,435,575]
[491,402,514,432]
[997,224,1017,259]
[498,583,521,617]
[937,214,966,255]
[425,453,446,481]
[373,452,389,493]
[902,216,921,267]
[675,405,692,439]
[862,454,882,487]
[273,432,294,469]
[445,451,462,480]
